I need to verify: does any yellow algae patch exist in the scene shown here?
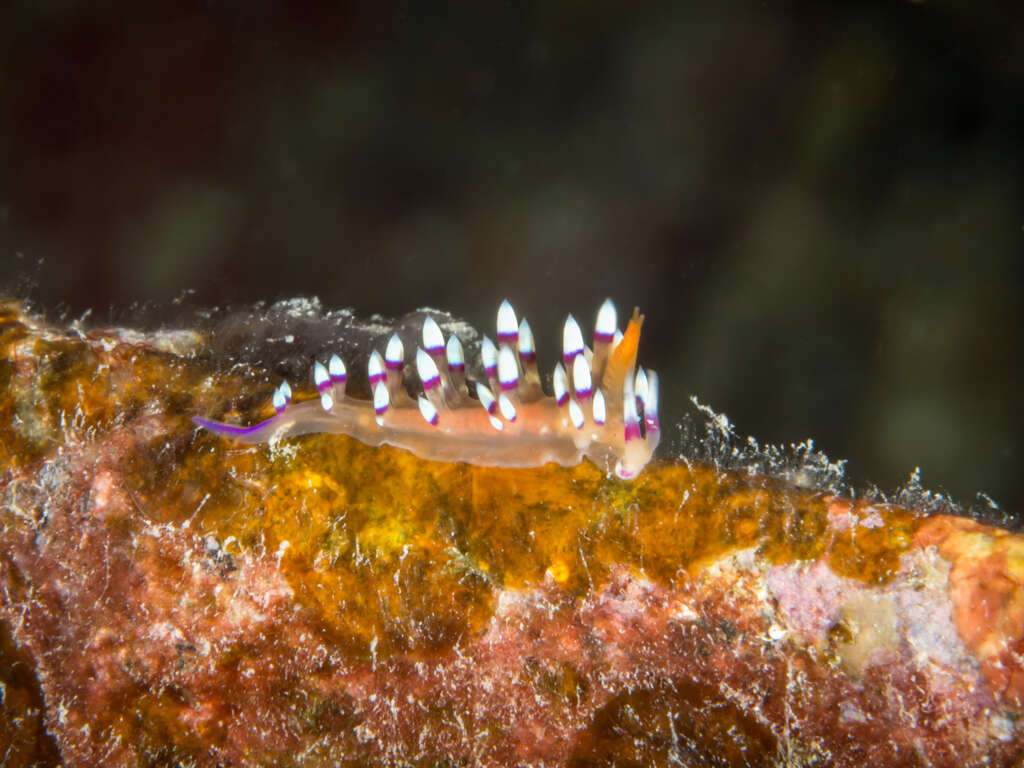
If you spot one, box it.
[184,430,496,658]
[545,559,571,586]
[826,503,919,585]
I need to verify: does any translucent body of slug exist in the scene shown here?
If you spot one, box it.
[194,299,660,479]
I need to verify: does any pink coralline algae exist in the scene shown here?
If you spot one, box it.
[1,298,1022,767]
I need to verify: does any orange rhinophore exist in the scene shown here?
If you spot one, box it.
[193,299,661,478]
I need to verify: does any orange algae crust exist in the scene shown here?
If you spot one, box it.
[2,300,1024,767]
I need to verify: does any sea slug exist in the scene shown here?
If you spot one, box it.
[194,299,661,478]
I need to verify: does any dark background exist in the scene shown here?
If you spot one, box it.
[1,1,1021,513]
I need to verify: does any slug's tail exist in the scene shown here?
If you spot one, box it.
[192,415,284,443]
[193,380,297,443]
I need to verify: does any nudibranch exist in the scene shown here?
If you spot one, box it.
[194,299,660,479]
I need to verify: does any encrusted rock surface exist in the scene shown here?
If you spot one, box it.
[1,300,1022,767]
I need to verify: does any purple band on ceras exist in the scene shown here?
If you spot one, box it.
[273,382,292,414]
[368,350,386,389]
[475,383,499,416]
[314,362,332,395]
[422,317,446,360]
[517,318,537,367]
[373,382,389,416]
[481,336,498,382]
[497,299,519,348]
[446,334,465,373]
[552,363,569,407]
[385,334,405,372]
[418,396,440,426]
[415,348,442,392]
[497,347,519,393]
[562,315,584,366]
[624,373,642,443]
[572,355,592,402]
[329,356,347,385]
[594,299,617,345]
[642,370,660,435]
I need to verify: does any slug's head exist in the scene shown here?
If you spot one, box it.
[570,302,661,479]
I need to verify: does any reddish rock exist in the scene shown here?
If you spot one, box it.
[1,300,1022,766]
